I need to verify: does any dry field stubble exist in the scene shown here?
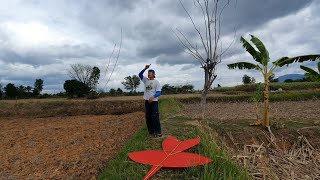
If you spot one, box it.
[182,100,320,121]
[182,100,320,179]
[0,104,144,179]
[0,99,144,118]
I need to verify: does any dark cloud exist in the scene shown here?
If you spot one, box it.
[0,50,58,65]
[156,53,198,66]
[137,40,183,58]
[0,44,106,66]
[222,0,312,33]
[171,0,312,35]
[100,0,138,10]
[72,0,140,35]
[135,19,184,58]
[180,64,197,71]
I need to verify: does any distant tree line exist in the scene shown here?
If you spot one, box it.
[242,73,316,85]
[161,84,194,94]
[0,79,43,99]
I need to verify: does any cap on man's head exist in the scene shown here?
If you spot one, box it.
[148,69,155,74]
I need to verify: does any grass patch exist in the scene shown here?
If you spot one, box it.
[208,120,253,130]
[270,91,320,101]
[159,97,182,120]
[281,120,314,130]
[99,98,249,179]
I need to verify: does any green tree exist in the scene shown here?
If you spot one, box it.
[4,83,17,98]
[181,84,194,93]
[161,84,175,94]
[227,35,320,128]
[284,79,293,83]
[33,79,44,96]
[109,88,116,96]
[88,66,100,91]
[121,75,140,93]
[17,85,27,98]
[0,83,3,99]
[304,73,315,82]
[26,86,33,97]
[242,74,256,84]
[300,62,320,82]
[116,88,123,95]
[242,74,252,84]
[64,79,89,97]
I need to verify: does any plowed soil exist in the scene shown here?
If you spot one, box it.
[0,112,144,179]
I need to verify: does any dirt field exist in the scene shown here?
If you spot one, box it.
[0,112,144,179]
[1,97,319,179]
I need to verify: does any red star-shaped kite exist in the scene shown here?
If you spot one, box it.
[129,136,212,180]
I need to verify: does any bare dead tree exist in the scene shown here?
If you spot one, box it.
[103,29,123,89]
[69,64,93,86]
[174,0,234,119]
[68,64,101,91]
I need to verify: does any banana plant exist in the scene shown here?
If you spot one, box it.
[300,62,320,81]
[227,35,320,128]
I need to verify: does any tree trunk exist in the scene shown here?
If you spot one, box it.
[200,66,218,120]
[263,78,270,127]
[200,69,211,120]
[200,88,208,119]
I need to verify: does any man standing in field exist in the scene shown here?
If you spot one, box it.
[138,64,162,137]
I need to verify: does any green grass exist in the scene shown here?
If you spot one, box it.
[159,97,182,120]
[270,91,320,101]
[99,98,249,180]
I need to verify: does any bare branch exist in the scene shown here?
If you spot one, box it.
[196,0,210,56]
[69,64,93,85]
[175,28,206,63]
[179,0,208,56]
[173,29,205,66]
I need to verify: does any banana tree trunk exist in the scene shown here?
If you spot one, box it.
[255,103,260,121]
[263,77,270,127]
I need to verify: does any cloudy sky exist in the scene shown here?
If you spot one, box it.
[0,0,319,93]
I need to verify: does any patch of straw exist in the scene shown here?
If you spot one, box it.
[232,132,320,179]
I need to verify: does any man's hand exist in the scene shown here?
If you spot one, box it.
[145,64,151,70]
[148,96,154,104]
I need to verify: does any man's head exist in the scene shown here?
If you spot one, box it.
[148,69,155,79]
